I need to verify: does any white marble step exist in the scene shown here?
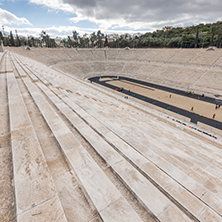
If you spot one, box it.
[77,99,222,214]
[5,53,13,73]
[10,54,27,77]
[47,83,222,221]
[0,53,6,73]
[6,72,67,222]
[37,82,193,221]
[22,77,142,222]
[13,54,222,220]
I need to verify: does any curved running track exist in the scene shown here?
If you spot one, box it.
[89,76,222,131]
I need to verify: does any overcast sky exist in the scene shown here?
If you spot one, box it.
[0,0,222,38]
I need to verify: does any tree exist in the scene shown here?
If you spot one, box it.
[104,35,108,47]
[83,34,89,47]
[79,36,84,48]
[0,32,3,41]
[167,37,182,48]
[67,36,73,48]
[14,30,21,47]
[210,26,216,45]
[19,37,28,46]
[63,21,222,49]
[90,32,97,47]
[216,25,222,48]
[40,30,54,47]
[40,30,46,47]
[96,30,104,47]
[194,28,199,48]
[181,34,195,48]
[10,31,15,46]
[16,34,21,46]
[72,30,79,47]
[199,32,207,48]
[30,37,35,47]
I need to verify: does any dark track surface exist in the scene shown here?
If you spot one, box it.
[89,76,222,131]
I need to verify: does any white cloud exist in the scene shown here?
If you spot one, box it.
[2,0,218,38]
[3,24,147,39]
[0,8,32,26]
[29,0,74,13]
[28,0,222,32]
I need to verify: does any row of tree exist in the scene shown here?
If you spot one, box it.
[64,30,108,48]
[0,30,56,47]
[0,29,106,48]
[1,21,222,48]
[108,21,222,48]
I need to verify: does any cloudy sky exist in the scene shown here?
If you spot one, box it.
[0,0,222,38]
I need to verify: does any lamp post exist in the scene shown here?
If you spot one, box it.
[15,29,18,46]
[2,25,6,46]
[202,32,206,48]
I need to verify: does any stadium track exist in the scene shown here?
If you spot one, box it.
[89,76,222,131]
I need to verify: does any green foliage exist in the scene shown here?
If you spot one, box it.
[10,31,15,46]
[108,21,222,48]
[90,32,97,47]
[2,21,222,48]
[185,91,194,95]
[16,34,21,47]
[0,32,3,41]
[40,30,55,47]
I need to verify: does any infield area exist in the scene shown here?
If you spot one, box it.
[89,76,222,131]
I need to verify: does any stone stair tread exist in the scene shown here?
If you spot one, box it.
[17,196,67,222]
[52,81,222,220]
[22,77,142,222]
[7,72,66,221]
[36,82,195,221]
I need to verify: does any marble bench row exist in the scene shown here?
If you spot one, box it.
[12,53,222,221]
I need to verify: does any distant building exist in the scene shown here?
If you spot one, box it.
[120,33,131,40]
[54,37,63,46]
[132,33,143,38]
[107,33,119,42]
[162,26,173,31]
[106,32,142,42]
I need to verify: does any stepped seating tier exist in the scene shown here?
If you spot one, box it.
[188,50,222,66]
[117,49,134,60]
[78,49,96,60]
[40,83,193,221]
[8,47,222,96]
[90,61,107,73]
[11,52,222,221]
[125,49,148,61]
[6,71,67,221]
[193,68,222,91]
[62,49,84,61]
[106,49,119,60]
[92,49,106,60]
[166,66,206,86]
[22,72,143,222]
[3,50,222,221]
[50,81,222,221]
[151,49,179,62]
[147,64,181,84]
[106,61,126,73]
[168,49,201,64]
